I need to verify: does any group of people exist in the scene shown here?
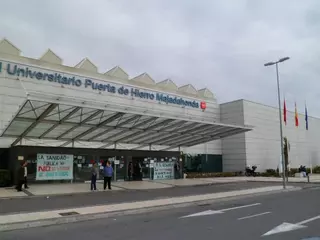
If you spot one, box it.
[127,161,143,181]
[15,159,181,192]
[298,165,308,177]
[16,160,29,192]
[90,161,113,191]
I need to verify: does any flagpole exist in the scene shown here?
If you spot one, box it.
[283,95,288,182]
[295,102,299,173]
[307,127,312,174]
[305,101,312,174]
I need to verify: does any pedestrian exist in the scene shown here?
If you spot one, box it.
[91,162,98,191]
[16,161,25,192]
[24,161,29,189]
[174,160,180,179]
[103,161,113,190]
[128,162,133,181]
[138,161,142,180]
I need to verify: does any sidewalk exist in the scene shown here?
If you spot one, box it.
[0,178,243,199]
[1,175,318,199]
[240,175,320,183]
[0,184,298,232]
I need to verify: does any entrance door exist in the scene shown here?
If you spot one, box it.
[132,157,151,180]
[114,157,125,181]
[141,158,151,180]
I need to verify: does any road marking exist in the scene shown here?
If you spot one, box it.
[180,203,261,218]
[298,215,320,225]
[262,215,320,236]
[238,212,271,220]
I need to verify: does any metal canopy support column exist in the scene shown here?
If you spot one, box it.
[87,115,141,141]
[145,124,211,146]
[114,119,174,143]
[127,120,185,143]
[184,128,245,147]
[60,141,71,147]
[99,143,114,149]
[66,112,125,143]
[102,117,157,142]
[161,146,179,151]
[11,103,58,146]
[39,107,81,138]
[57,110,104,140]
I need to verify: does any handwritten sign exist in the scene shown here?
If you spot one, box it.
[36,154,74,180]
[153,162,174,180]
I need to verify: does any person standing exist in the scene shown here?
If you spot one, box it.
[174,160,180,179]
[138,161,142,180]
[16,161,25,192]
[103,161,113,190]
[90,162,98,191]
[128,162,133,181]
[24,161,29,189]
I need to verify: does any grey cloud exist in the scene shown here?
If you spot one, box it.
[1,0,320,116]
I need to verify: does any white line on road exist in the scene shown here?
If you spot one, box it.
[262,215,320,236]
[297,215,320,225]
[237,212,271,220]
[221,203,261,212]
[180,203,261,218]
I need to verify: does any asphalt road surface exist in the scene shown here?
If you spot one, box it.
[1,185,320,240]
[0,181,292,215]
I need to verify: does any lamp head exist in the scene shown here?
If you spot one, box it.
[279,57,290,63]
[264,62,275,66]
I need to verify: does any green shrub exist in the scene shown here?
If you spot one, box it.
[257,169,280,177]
[266,169,277,174]
[260,171,280,177]
[289,168,298,174]
[0,169,11,187]
[313,166,320,173]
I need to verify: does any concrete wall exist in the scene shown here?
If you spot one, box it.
[243,100,320,171]
[220,100,246,172]
[219,99,320,172]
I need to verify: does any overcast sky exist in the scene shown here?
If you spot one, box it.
[1,0,320,117]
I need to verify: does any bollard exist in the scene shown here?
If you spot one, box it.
[307,175,310,183]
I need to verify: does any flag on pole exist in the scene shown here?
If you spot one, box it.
[295,102,299,127]
[305,104,308,130]
[283,99,287,125]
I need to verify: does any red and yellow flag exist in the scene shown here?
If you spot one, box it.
[294,102,299,127]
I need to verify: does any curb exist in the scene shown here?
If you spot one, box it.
[247,180,320,184]
[0,188,146,200]
[0,182,249,200]
[0,186,301,232]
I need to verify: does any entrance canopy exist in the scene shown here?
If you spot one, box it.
[1,99,252,150]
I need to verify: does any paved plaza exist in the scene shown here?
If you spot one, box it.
[0,175,319,199]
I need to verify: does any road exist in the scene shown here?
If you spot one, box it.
[0,181,291,214]
[1,185,320,240]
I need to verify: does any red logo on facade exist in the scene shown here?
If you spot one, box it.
[200,101,206,110]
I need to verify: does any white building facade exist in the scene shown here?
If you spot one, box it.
[0,38,317,177]
[220,99,320,172]
[0,38,250,182]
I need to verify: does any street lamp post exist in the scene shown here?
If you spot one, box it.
[264,57,290,190]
